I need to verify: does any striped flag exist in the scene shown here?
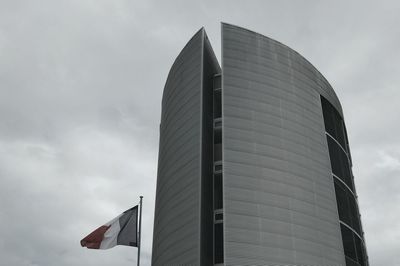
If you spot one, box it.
[80,206,138,249]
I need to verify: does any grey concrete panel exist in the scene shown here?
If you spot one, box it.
[222,23,346,265]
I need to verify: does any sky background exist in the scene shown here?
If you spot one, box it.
[1,0,399,265]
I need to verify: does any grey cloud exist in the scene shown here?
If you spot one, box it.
[1,0,399,265]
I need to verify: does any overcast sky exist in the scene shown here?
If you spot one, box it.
[1,1,399,265]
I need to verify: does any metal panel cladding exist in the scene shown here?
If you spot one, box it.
[222,23,346,265]
[152,29,203,266]
[152,28,220,265]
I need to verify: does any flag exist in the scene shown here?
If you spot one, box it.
[80,206,138,249]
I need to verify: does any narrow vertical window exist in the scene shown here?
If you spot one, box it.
[213,74,223,264]
[321,95,367,266]
[214,223,224,264]
[214,174,223,210]
[214,74,222,119]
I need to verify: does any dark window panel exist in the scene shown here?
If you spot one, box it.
[327,136,354,191]
[341,224,357,262]
[345,257,361,266]
[334,179,362,235]
[213,74,221,89]
[354,236,366,266]
[321,96,336,138]
[214,174,223,210]
[321,96,347,149]
[214,90,221,119]
[214,128,222,144]
[334,179,352,226]
[214,143,222,162]
[214,223,224,264]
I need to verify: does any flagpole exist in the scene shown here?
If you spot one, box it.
[137,196,143,266]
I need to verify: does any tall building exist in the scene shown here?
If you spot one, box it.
[152,23,369,266]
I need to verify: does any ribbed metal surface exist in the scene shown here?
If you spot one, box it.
[152,29,204,266]
[221,23,346,265]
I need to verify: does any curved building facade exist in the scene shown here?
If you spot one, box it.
[152,23,369,266]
